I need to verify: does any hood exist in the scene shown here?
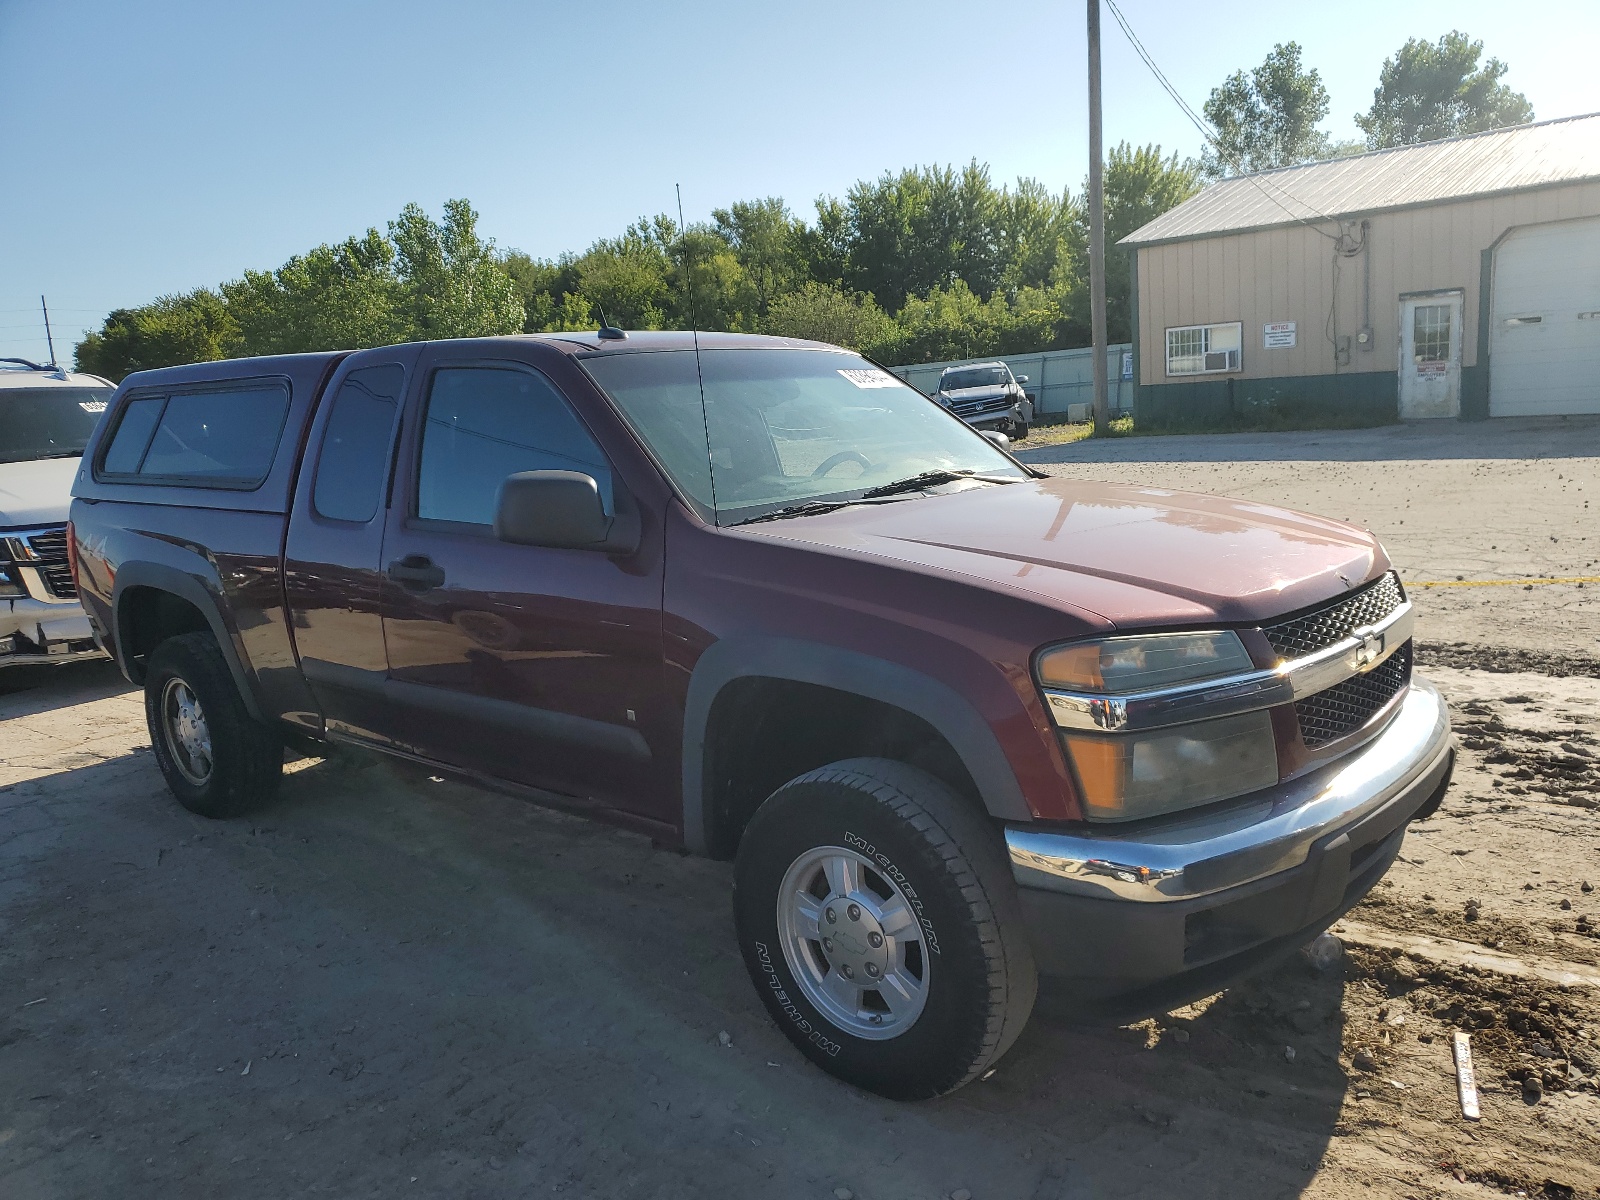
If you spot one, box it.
[736,476,1387,629]
[940,385,1012,400]
[0,456,80,529]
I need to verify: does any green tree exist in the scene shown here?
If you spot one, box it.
[388,199,524,339]
[712,198,804,322]
[74,289,238,381]
[996,178,1082,293]
[501,250,580,332]
[222,229,401,355]
[1071,144,1200,343]
[761,282,895,354]
[72,157,1204,379]
[566,218,674,330]
[793,196,850,287]
[888,280,1015,363]
[670,225,747,331]
[1356,31,1533,148]
[1201,42,1332,177]
[840,162,1004,311]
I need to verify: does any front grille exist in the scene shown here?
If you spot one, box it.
[39,562,77,600]
[1295,641,1412,748]
[1,525,75,600]
[1262,572,1404,661]
[952,396,1012,418]
[26,529,69,559]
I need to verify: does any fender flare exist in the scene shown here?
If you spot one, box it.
[681,635,1030,855]
[111,560,267,723]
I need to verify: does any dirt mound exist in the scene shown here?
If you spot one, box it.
[1418,641,1600,680]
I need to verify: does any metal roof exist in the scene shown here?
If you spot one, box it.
[1122,113,1600,246]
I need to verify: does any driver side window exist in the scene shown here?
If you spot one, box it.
[416,366,613,527]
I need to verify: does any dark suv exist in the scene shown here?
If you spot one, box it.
[69,331,1452,1100]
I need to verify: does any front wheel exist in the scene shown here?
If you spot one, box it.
[734,758,1037,1099]
[144,631,282,819]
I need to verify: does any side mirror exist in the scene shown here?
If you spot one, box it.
[494,471,612,549]
[1014,375,1029,384]
[981,430,1011,449]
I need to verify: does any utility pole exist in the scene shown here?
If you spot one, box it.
[41,295,57,367]
[1087,0,1109,435]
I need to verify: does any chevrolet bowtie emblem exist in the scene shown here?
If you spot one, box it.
[1351,626,1384,670]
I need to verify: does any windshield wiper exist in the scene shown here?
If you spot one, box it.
[30,450,85,460]
[733,471,1018,526]
[732,500,859,526]
[856,469,1014,499]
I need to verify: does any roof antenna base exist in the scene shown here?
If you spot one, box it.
[595,306,628,340]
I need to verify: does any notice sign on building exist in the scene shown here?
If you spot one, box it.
[1264,321,1297,348]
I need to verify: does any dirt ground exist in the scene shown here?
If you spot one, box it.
[4,418,1599,1199]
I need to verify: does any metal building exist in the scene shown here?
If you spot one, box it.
[1122,113,1600,423]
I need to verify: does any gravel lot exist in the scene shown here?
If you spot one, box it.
[4,418,1599,1199]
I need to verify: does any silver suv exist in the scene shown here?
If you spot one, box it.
[1,358,112,667]
[934,361,1033,439]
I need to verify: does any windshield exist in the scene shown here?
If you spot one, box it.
[0,388,111,464]
[940,366,1009,391]
[581,349,1025,524]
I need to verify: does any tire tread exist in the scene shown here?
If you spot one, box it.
[745,757,1036,1096]
[145,631,281,818]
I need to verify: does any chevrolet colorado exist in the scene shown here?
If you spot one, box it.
[69,331,1453,1099]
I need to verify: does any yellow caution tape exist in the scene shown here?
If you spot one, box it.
[1410,577,1600,587]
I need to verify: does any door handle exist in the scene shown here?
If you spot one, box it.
[387,554,445,590]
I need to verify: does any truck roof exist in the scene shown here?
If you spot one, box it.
[0,359,114,389]
[107,332,844,392]
[114,350,350,393]
[522,331,837,356]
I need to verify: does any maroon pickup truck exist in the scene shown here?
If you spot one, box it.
[69,332,1453,1099]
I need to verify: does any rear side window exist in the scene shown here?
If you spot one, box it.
[312,365,405,522]
[99,381,291,486]
[417,366,612,527]
[100,396,166,474]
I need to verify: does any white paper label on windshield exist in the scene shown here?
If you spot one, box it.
[79,400,107,413]
[837,368,899,389]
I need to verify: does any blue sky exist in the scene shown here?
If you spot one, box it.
[2,0,1595,364]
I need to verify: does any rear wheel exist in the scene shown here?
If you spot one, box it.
[144,631,282,819]
[734,758,1036,1099]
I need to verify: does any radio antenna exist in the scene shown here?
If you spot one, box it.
[41,296,57,367]
[677,183,718,522]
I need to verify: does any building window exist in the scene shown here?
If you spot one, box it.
[1165,322,1242,376]
[1411,304,1452,362]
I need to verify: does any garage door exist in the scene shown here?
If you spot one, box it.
[1489,216,1600,416]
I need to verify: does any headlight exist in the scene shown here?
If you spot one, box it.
[1037,631,1255,692]
[1036,632,1279,822]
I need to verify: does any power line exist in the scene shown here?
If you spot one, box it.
[1101,0,1343,241]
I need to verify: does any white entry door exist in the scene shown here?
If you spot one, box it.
[1398,292,1463,419]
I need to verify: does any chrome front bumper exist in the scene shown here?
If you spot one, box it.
[1007,675,1453,904]
[1006,677,1452,1006]
[1,595,99,667]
